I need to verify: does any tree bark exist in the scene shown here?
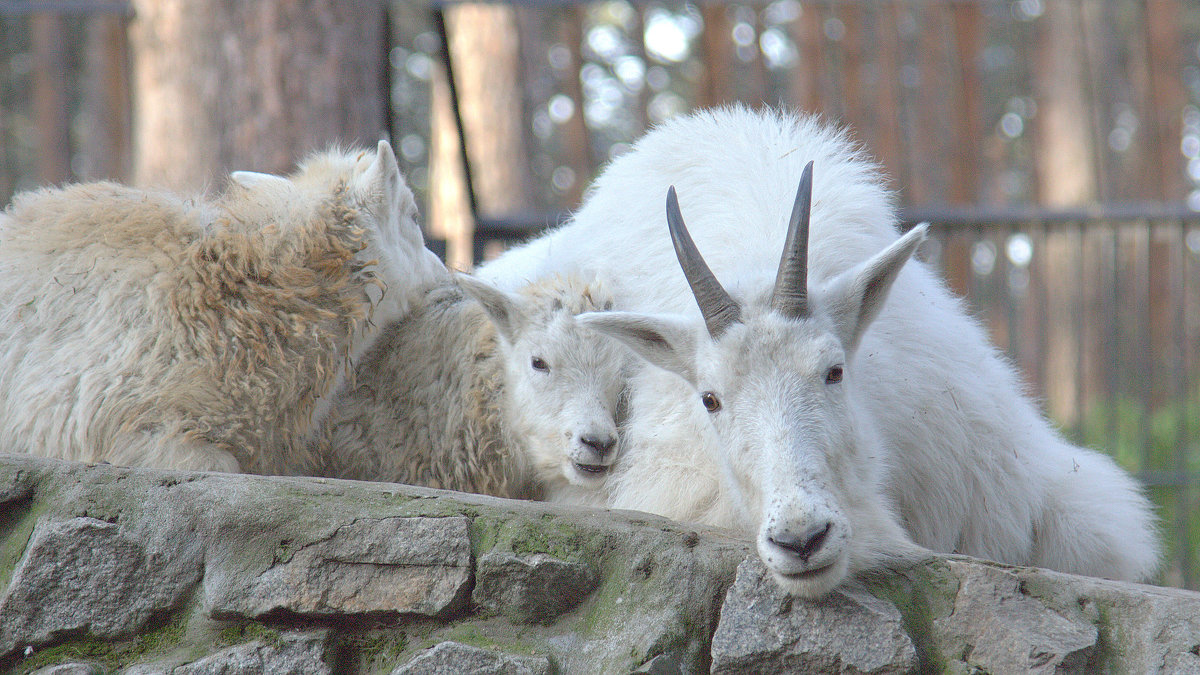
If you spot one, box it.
[1033,0,1097,424]
[32,12,71,186]
[80,14,132,182]
[429,59,473,271]
[442,3,531,217]
[128,0,387,192]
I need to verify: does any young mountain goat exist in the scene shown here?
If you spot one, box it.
[316,273,632,502]
[0,141,443,475]
[482,106,1161,597]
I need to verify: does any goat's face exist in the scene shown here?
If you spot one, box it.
[580,169,926,597]
[458,274,631,491]
[228,141,446,329]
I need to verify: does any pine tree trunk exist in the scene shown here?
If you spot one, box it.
[1033,0,1097,425]
[128,0,388,191]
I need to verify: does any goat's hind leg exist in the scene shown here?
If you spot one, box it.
[104,428,242,474]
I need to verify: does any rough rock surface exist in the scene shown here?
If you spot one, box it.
[472,550,599,623]
[171,631,331,675]
[711,558,918,674]
[31,664,104,675]
[0,517,202,656]
[931,561,1097,674]
[205,516,472,619]
[1,454,1199,675]
[391,641,552,675]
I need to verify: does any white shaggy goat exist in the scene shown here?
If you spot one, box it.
[481,107,1161,596]
[0,141,443,475]
[316,272,632,501]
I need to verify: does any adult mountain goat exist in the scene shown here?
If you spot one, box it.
[0,141,442,475]
[482,107,1160,597]
[317,272,632,502]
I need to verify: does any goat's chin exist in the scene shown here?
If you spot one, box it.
[763,554,851,599]
[562,459,611,487]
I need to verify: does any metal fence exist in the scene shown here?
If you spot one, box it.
[907,207,1200,589]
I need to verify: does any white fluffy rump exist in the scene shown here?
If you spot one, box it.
[484,105,1161,592]
[0,141,442,476]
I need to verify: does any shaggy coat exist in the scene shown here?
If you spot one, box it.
[482,106,1161,587]
[317,273,629,501]
[0,142,442,475]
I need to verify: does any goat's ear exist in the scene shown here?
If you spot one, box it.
[456,273,528,341]
[577,311,699,385]
[230,170,291,191]
[357,140,404,204]
[823,223,927,352]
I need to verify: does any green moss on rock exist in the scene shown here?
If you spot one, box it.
[471,513,599,565]
[340,631,409,675]
[216,620,284,650]
[863,561,961,674]
[0,500,45,597]
[13,637,119,674]
[13,606,193,674]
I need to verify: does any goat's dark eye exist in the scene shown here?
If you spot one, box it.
[531,356,550,372]
[825,365,844,384]
[700,391,721,413]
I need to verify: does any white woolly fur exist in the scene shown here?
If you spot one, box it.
[0,141,443,475]
[317,272,633,502]
[481,106,1161,596]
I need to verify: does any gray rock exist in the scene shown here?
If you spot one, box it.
[1012,564,1200,673]
[711,558,918,674]
[0,463,32,504]
[205,516,472,619]
[172,631,330,675]
[391,641,552,675]
[630,653,684,674]
[0,517,201,657]
[472,550,599,623]
[932,561,1097,675]
[31,664,104,675]
[12,456,1200,675]
[434,515,750,674]
[119,665,173,675]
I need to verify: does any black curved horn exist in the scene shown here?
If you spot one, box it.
[666,186,741,337]
[771,161,814,319]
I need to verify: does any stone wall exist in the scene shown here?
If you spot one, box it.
[0,454,1197,674]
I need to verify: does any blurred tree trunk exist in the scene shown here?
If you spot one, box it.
[698,4,732,108]
[128,0,387,191]
[429,59,473,271]
[1143,0,1185,201]
[1142,0,1184,410]
[32,12,71,185]
[437,4,531,266]
[789,3,827,115]
[1034,1,1097,206]
[443,3,530,216]
[1033,0,1098,425]
[79,14,132,182]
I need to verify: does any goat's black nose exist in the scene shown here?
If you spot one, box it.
[579,433,617,458]
[769,522,832,563]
